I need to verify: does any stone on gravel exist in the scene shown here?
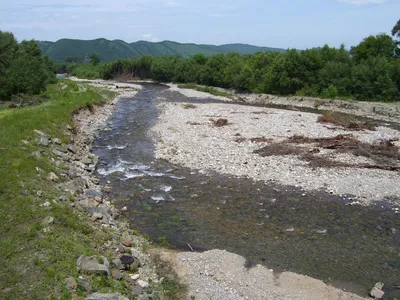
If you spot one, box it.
[64,276,77,291]
[121,239,132,247]
[136,280,149,289]
[76,255,110,276]
[47,172,59,182]
[85,293,128,300]
[130,274,140,281]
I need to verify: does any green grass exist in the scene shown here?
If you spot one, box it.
[178,83,233,98]
[0,80,118,299]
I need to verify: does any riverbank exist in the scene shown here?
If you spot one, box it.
[168,83,400,123]
[154,84,400,206]
[0,80,184,299]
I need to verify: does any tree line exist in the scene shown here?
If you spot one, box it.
[0,31,56,99]
[61,20,400,102]
[1,20,399,102]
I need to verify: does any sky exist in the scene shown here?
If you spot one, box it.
[0,0,399,49]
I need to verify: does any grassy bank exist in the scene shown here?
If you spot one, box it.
[0,81,119,299]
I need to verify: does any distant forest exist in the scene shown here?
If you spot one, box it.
[62,20,400,102]
[1,19,400,102]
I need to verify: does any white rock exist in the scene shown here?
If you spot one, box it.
[137,280,149,288]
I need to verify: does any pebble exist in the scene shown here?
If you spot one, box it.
[130,274,140,280]
[137,280,149,288]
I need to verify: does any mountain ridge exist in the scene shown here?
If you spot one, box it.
[37,38,286,62]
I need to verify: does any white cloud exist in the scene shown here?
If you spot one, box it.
[141,33,159,42]
[166,1,182,7]
[338,0,387,5]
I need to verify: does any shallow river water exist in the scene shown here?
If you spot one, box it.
[93,84,400,298]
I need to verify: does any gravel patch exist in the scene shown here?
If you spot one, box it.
[151,100,400,205]
[178,249,367,300]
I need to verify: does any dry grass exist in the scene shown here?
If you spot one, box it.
[181,104,197,109]
[212,118,229,127]
[317,111,376,131]
[254,134,400,171]
[186,121,201,126]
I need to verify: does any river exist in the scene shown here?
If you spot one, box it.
[92,84,400,298]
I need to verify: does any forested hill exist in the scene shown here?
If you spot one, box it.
[37,38,286,62]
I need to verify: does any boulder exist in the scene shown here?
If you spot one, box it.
[76,255,110,276]
[53,138,62,145]
[38,134,51,146]
[85,293,128,300]
[120,254,140,271]
[67,144,77,154]
[370,282,385,299]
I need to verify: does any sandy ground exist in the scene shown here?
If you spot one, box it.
[177,249,367,300]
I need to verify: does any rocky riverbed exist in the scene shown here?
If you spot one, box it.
[153,87,400,206]
[57,78,399,299]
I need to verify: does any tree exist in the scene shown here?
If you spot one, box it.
[392,19,400,56]
[392,19,400,39]
[0,31,18,73]
[350,34,395,61]
[88,52,100,65]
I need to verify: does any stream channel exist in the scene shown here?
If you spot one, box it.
[92,84,400,299]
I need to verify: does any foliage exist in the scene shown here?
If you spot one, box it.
[0,31,56,99]
[38,38,286,62]
[350,34,395,62]
[53,22,400,102]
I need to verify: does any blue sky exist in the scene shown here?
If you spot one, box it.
[0,0,398,49]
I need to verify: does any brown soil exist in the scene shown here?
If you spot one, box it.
[186,122,202,126]
[254,134,400,171]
